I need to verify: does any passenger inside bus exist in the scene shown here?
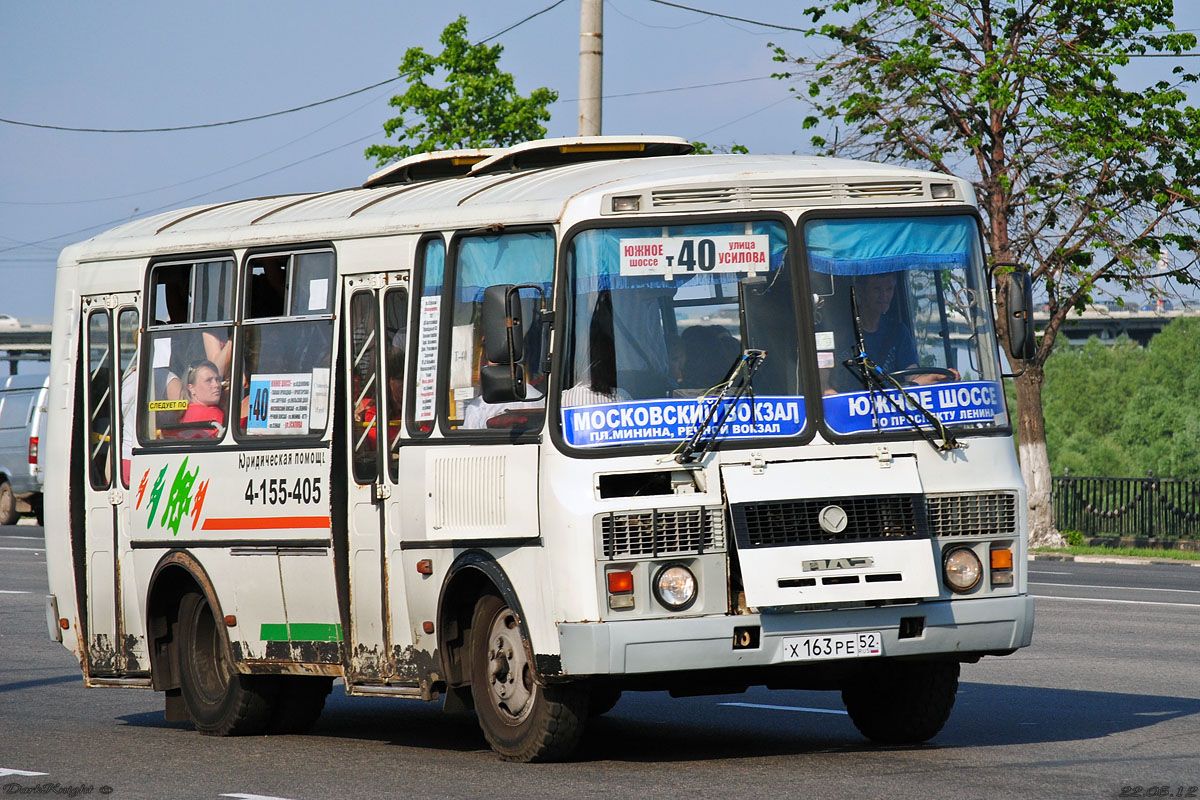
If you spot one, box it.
[172,360,225,438]
[461,331,546,429]
[678,324,741,392]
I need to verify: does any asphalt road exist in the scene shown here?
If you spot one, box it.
[2,524,1197,800]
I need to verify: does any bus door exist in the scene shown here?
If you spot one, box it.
[79,295,145,675]
[342,273,414,683]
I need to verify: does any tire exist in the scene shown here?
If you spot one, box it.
[0,481,17,526]
[177,592,278,736]
[268,676,333,734]
[32,495,43,527]
[469,593,587,762]
[841,661,959,745]
[588,684,622,718]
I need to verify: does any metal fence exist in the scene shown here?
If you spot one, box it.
[1053,476,1200,539]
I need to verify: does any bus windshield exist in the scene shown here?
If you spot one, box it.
[560,219,805,449]
[806,213,1006,437]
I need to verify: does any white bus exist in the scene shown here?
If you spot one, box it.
[44,136,1036,762]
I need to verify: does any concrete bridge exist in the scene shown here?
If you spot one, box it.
[1034,306,1197,346]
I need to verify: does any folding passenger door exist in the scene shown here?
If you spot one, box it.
[341,273,415,685]
[79,295,146,677]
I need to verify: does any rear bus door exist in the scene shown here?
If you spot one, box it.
[79,295,145,676]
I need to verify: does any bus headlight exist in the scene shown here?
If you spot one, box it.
[943,547,982,593]
[653,564,697,611]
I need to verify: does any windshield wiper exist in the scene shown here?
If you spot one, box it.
[673,349,767,465]
[843,289,964,453]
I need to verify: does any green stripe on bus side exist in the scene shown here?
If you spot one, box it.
[259,623,343,642]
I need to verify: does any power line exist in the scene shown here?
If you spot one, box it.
[0,76,403,134]
[0,130,379,255]
[0,4,568,136]
[477,0,570,44]
[645,0,814,33]
[559,74,780,103]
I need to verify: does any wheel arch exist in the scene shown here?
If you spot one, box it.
[436,549,534,690]
[145,550,233,692]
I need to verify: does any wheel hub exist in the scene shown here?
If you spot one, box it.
[485,609,534,723]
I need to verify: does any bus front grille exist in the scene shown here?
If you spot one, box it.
[600,507,725,559]
[730,495,927,548]
[927,492,1018,536]
[729,491,1019,549]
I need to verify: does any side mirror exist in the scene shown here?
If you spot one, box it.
[1005,270,1036,361]
[482,284,523,365]
[480,284,527,403]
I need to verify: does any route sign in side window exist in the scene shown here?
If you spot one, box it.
[239,250,335,438]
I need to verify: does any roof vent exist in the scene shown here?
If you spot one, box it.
[469,136,693,176]
[363,148,502,189]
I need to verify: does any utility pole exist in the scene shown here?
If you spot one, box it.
[578,0,602,136]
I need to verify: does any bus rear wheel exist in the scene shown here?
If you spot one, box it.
[469,593,586,762]
[841,661,959,745]
[177,591,277,736]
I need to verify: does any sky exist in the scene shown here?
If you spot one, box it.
[3,1,1199,332]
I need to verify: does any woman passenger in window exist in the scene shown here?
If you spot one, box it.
[176,360,225,438]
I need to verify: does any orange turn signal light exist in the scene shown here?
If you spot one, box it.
[990,549,1013,570]
[607,571,634,594]
[416,559,434,575]
[59,618,70,630]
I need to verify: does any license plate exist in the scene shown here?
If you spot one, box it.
[782,631,883,661]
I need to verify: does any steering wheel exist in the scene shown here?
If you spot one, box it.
[888,367,958,386]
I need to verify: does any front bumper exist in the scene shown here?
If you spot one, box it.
[557,594,1034,676]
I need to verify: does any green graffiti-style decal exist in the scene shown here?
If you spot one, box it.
[161,457,200,536]
[145,464,169,524]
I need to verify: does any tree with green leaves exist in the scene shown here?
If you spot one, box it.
[366,16,558,167]
[774,1,1200,546]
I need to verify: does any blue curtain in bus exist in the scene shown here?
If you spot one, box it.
[423,239,445,297]
[804,215,974,275]
[570,222,789,294]
[456,231,554,301]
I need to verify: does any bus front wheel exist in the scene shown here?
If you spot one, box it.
[841,660,959,745]
[177,591,277,736]
[469,593,586,762]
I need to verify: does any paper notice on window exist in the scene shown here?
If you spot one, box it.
[245,373,313,435]
[152,337,172,369]
[309,367,331,428]
[619,235,769,277]
[414,296,441,421]
[450,323,475,391]
[307,278,329,312]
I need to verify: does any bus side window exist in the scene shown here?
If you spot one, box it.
[408,238,444,436]
[141,258,235,442]
[448,231,553,432]
[239,250,335,438]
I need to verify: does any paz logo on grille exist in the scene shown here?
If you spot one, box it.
[803,556,875,572]
[817,504,848,534]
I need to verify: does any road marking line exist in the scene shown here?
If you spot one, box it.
[1031,581,1200,595]
[1034,594,1200,608]
[220,794,301,800]
[0,536,44,541]
[0,590,31,594]
[0,768,49,777]
[720,701,848,716]
[0,546,43,552]
[1028,570,1071,575]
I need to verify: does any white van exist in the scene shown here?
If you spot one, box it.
[0,374,49,525]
